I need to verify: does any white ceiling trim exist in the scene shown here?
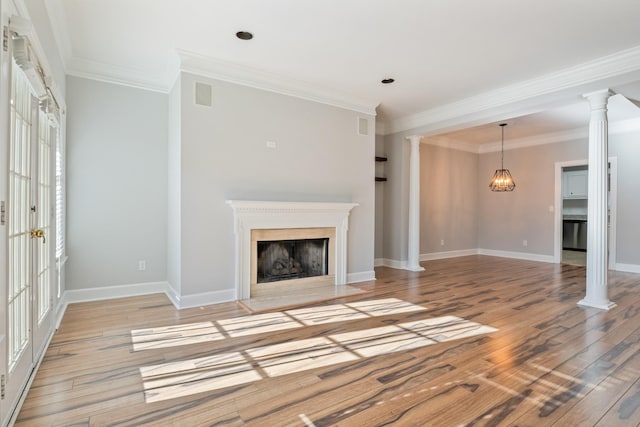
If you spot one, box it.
[178,50,378,116]
[478,128,588,154]
[66,56,171,93]
[385,45,640,136]
[418,117,640,154]
[423,137,479,154]
[472,117,640,154]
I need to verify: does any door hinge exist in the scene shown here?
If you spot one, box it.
[0,201,5,226]
[2,26,8,52]
[1,374,5,399]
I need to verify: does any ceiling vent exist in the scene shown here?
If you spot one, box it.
[357,117,369,136]
[194,81,213,107]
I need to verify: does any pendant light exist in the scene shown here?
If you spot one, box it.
[489,123,516,192]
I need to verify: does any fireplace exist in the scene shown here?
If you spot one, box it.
[257,238,329,283]
[250,227,336,298]
[227,200,358,300]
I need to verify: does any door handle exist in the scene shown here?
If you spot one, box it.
[30,229,46,244]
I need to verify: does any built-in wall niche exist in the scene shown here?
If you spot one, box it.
[375,155,387,182]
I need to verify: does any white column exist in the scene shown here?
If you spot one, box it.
[406,135,425,271]
[578,89,615,311]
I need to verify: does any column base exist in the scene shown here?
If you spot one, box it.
[577,299,616,311]
[405,265,425,272]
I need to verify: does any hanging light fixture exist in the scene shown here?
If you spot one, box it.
[489,123,516,192]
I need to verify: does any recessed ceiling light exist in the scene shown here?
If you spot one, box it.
[236,31,253,40]
[381,78,395,84]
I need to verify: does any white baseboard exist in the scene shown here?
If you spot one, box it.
[477,248,555,263]
[175,289,236,309]
[420,249,478,261]
[348,270,376,283]
[62,281,170,305]
[165,282,181,309]
[379,249,555,270]
[376,258,408,269]
[613,263,640,273]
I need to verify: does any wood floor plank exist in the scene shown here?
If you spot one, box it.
[15,256,640,426]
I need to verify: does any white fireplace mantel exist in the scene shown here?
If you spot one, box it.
[226,200,359,300]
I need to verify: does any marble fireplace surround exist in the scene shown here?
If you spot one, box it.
[226,200,358,300]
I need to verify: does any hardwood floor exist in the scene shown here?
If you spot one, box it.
[16,255,640,426]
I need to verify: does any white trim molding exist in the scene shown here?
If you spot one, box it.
[178,50,377,116]
[173,289,236,310]
[376,259,409,270]
[613,263,640,274]
[477,249,555,264]
[385,45,640,135]
[348,271,376,283]
[61,281,170,305]
[420,249,478,261]
[226,200,359,300]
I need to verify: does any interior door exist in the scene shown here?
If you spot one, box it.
[32,102,55,357]
[5,58,55,412]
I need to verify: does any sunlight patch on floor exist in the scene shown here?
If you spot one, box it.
[131,298,426,351]
[139,311,497,403]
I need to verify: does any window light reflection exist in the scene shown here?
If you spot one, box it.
[131,298,426,351]
[139,314,497,403]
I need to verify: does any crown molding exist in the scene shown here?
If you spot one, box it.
[384,45,640,136]
[66,57,170,93]
[177,50,377,116]
[475,117,640,153]
[415,117,640,154]
[423,137,479,153]
[478,128,588,153]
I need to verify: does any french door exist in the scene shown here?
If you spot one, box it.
[5,59,55,410]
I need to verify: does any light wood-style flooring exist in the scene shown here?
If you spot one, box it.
[16,255,640,426]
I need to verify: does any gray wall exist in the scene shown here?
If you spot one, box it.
[167,77,181,294]
[478,139,588,255]
[374,134,385,259]
[608,131,640,265]
[382,128,640,267]
[176,72,375,297]
[66,76,168,290]
[382,132,409,261]
[421,144,478,253]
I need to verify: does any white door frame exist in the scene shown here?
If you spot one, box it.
[554,157,617,268]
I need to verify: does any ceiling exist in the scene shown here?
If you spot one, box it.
[42,0,640,145]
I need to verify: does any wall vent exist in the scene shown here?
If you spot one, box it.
[357,117,369,136]
[194,82,213,107]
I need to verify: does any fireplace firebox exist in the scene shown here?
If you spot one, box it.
[257,238,329,283]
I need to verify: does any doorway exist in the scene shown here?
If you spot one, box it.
[554,158,617,268]
[4,58,56,415]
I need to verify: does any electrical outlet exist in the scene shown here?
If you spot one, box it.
[523,240,528,247]
[266,140,277,149]
[440,239,445,246]
[138,260,146,271]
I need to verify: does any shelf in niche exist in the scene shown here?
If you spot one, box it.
[375,156,388,162]
[375,177,387,182]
